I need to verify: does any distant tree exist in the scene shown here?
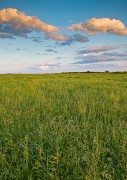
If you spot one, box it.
[105,70,109,73]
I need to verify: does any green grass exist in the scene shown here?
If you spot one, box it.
[0,73,127,179]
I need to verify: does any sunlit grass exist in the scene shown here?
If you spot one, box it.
[0,73,127,179]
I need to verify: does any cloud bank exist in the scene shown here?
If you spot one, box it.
[0,8,126,46]
[0,24,32,38]
[57,34,89,46]
[74,46,127,64]
[0,8,89,44]
[0,8,76,42]
[0,8,58,33]
[69,18,127,35]
[78,46,117,54]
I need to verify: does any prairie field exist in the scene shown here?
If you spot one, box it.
[0,73,127,180]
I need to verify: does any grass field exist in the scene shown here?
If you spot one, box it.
[0,73,127,179]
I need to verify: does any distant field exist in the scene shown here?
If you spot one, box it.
[0,73,127,179]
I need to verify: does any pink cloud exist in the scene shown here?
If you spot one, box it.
[46,32,72,41]
[69,18,127,35]
[0,8,58,33]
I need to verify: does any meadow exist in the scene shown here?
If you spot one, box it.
[0,73,127,180]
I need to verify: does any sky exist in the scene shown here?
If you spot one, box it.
[0,0,127,73]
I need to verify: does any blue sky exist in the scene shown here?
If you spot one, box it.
[0,0,127,73]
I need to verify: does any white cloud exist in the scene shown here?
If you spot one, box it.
[31,62,61,71]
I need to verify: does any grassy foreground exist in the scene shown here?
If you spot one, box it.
[0,73,127,180]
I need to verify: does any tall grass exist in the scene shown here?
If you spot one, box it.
[0,73,127,179]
